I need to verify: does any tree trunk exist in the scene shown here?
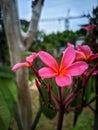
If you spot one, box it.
[0,0,44,130]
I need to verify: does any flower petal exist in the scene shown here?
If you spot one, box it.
[26,52,37,62]
[77,45,92,56]
[38,67,57,78]
[12,62,29,72]
[75,50,86,61]
[83,24,96,31]
[88,53,98,61]
[38,51,58,71]
[67,42,74,48]
[60,47,75,70]
[66,61,88,76]
[55,75,72,87]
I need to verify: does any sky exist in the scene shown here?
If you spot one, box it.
[18,0,98,34]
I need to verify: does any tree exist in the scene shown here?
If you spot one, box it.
[0,0,44,130]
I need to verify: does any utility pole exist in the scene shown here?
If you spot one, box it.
[64,9,70,30]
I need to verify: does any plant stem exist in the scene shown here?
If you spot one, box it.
[57,87,65,130]
[57,106,64,130]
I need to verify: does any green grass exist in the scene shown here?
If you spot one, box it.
[33,109,94,130]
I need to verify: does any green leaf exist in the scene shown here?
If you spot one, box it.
[75,108,83,116]
[0,116,7,130]
[0,91,11,130]
[40,98,57,119]
[39,79,57,119]
[64,87,70,99]
[51,78,58,97]
[0,66,16,78]
[71,94,82,107]
[0,77,18,129]
[85,77,95,103]
[22,51,32,56]
[71,93,83,115]
[0,78,18,103]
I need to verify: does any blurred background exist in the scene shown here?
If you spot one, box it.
[18,0,98,33]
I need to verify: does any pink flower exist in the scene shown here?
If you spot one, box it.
[12,52,37,72]
[75,45,98,62]
[82,24,96,32]
[67,42,74,48]
[38,47,88,87]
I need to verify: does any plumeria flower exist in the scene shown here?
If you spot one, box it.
[75,45,98,62]
[82,24,96,32]
[12,52,37,72]
[67,42,74,48]
[38,47,88,87]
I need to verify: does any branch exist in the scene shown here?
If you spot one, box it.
[32,0,44,7]
[66,95,98,113]
[23,0,44,50]
[88,104,96,112]
[31,108,42,130]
